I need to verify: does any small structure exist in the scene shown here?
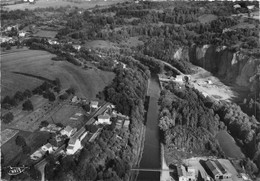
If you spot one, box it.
[71,96,80,103]
[18,31,27,37]
[123,120,130,129]
[247,5,255,10]
[72,45,81,51]
[60,125,76,138]
[177,165,196,181]
[115,119,123,129]
[66,127,88,155]
[97,114,111,125]
[30,150,44,160]
[90,101,99,109]
[233,4,241,9]
[41,143,54,153]
[48,39,59,45]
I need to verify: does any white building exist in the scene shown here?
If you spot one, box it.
[30,150,44,160]
[123,120,130,129]
[72,45,81,51]
[66,127,88,155]
[97,114,111,124]
[177,165,196,181]
[71,96,80,103]
[41,143,55,153]
[18,31,27,37]
[90,101,99,109]
[233,4,241,9]
[247,5,255,10]
[60,125,76,138]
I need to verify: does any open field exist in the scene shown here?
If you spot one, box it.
[198,14,218,24]
[84,40,118,50]
[0,129,19,146]
[3,0,125,10]
[1,130,50,167]
[1,47,115,98]
[33,30,57,38]
[46,104,85,129]
[216,130,245,159]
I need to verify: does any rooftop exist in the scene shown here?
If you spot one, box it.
[98,114,110,119]
[69,127,86,145]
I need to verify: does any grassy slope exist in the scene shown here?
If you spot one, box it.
[1,48,115,99]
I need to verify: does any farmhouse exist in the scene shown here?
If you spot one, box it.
[177,165,196,181]
[90,101,99,109]
[60,125,76,138]
[66,127,88,155]
[72,45,81,51]
[41,143,55,153]
[97,114,111,125]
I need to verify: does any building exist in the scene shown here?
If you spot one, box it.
[177,165,196,181]
[72,45,81,51]
[123,120,130,129]
[247,5,255,10]
[204,160,232,180]
[30,150,44,160]
[233,4,241,9]
[97,114,111,124]
[115,119,123,129]
[41,143,55,153]
[66,127,88,155]
[60,125,76,138]
[71,96,80,103]
[18,31,27,37]
[90,101,99,109]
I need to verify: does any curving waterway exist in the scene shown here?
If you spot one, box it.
[137,75,161,181]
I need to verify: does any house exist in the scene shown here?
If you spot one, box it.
[48,39,59,45]
[123,120,130,129]
[0,36,12,44]
[41,143,54,153]
[233,4,241,9]
[71,96,80,103]
[30,150,44,160]
[72,45,81,51]
[204,160,231,180]
[115,119,123,129]
[247,5,255,10]
[97,114,111,124]
[60,125,77,137]
[18,31,27,37]
[66,127,88,155]
[177,165,196,181]
[90,101,99,109]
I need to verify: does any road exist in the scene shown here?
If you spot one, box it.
[34,102,110,181]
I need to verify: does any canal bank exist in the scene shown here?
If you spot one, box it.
[137,75,161,181]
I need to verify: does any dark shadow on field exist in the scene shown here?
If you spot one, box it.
[12,72,53,83]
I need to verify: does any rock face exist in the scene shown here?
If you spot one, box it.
[174,45,260,90]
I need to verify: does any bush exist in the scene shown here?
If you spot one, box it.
[2,112,14,124]
[22,100,34,111]
[59,93,69,100]
[15,135,26,147]
[40,120,49,127]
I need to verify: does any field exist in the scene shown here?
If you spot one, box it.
[84,40,118,50]
[1,47,115,98]
[3,0,125,10]
[198,14,218,24]
[33,30,57,38]
[1,130,50,167]
[216,130,245,159]
[46,104,85,129]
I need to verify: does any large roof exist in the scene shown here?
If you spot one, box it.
[63,125,73,133]
[205,160,221,176]
[69,127,86,145]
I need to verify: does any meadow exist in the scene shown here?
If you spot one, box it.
[1,47,115,99]
[3,0,125,10]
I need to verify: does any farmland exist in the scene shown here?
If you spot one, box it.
[3,0,126,10]
[1,47,115,99]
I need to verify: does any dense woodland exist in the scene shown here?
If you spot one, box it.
[159,82,260,178]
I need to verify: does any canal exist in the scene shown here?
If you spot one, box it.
[137,75,161,181]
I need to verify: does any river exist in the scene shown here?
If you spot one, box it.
[137,75,161,181]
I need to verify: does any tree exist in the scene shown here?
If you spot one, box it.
[22,100,33,111]
[40,120,49,127]
[2,112,14,124]
[14,91,24,102]
[48,92,56,102]
[15,135,26,147]
[23,89,32,98]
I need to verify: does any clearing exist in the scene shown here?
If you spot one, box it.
[84,40,118,50]
[215,130,245,159]
[198,14,218,24]
[1,47,115,98]
[3,0,125,10]
[33,30,57,38]
[189,66,239,101]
